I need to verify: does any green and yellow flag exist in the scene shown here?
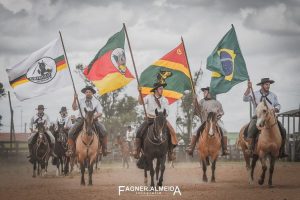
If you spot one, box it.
[140,42,192,104]
[207,25,249,96]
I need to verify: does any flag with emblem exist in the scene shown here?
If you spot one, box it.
[83,27,134,95]
[6,38,70,101]
[207,25,249,96]
[140,42,192,104]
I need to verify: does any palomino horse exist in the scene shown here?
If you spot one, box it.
[198,112,221,182]
[76,108,99,185]
[52,123,68,176]
[32,121,51,177]
[116,135,130,168]
[143,109,169,187]
[238,100,282,186]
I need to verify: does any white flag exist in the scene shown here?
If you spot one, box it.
[6,38,71,101]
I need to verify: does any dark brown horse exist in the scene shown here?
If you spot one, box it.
[32,121,51,177]
[51,122,68,176]
[75,108,99,185]
[116,135,130,168]
[142,109,169,187]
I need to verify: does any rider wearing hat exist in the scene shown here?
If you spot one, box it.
[186,87,229,156]
[132,82,178,161]
[28,105,56,162]
[243,78,288,158]
[55,106,70,131]
[66,86,109,157]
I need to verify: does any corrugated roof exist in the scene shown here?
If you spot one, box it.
[278,109,300,117]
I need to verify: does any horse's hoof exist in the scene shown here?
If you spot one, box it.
[203,177,208,182]
[258,179,264,185]
[88,183,93,186]
[81,182,85,186]
[211,178,216,183]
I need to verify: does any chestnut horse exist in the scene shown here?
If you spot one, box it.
[238,100,282,187]
[76,108,99,185]
[198,112,221,182]
[116,135,130,168]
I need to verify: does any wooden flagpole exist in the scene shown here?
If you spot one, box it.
[123,23,148,118]
[59,31,83,118]
[181,36,202,122]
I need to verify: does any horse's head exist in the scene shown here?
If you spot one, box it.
[84,107,96,136]
[256,100,274,129]
[205,112,218,137]
[36,122,47,145]
[56,123,67,144]
[154,109,167,138]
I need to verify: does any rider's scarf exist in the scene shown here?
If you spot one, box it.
[259,90,272,105]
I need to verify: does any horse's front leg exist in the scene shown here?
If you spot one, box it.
[258,156,267,185]
[202,158,208,182]
[144,169,148,186]
[211,159,217,183]
[250,154,258,184]
[33,161,36,178]
[88,160,94,186]
[80,162,86,186]
[268,156,276,187]
[158,156,166,187]
[149,159,155,187]
[155,158,160,181]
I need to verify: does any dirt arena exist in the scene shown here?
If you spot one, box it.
[0,157,299,200]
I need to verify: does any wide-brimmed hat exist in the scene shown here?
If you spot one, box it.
[59,106,67,113]
[35,105,46,110]
[150,82,167,92]
[201,87,210,92]
[81,86,96,94]
[256,78,275,86]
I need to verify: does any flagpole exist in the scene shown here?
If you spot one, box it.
[181,36,202,122]
[123,23,148,118]
[59,31,83,118]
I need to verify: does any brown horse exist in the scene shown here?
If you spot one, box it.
[75,108,99,186]
[239,100,282,187]
[116,135,130,168]
[198,112,222,182]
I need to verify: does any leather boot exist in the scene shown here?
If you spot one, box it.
[185,135,197,156]
[245,138,255,156]
[101,135,111,157]
[132,138,141,159]
[221,136,229,156]
[50,144,57,158]
[66,138,75,157]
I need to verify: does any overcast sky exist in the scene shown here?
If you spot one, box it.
[0,0,299,134]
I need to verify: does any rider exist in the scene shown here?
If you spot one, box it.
[132,82,178,161]
[55,106,70,132]
[65,115,76,130]
[243,78,288,158]
[125,125,135,153]
[186,87,229,156]
[66,86,109,157]
[28,105,56,162]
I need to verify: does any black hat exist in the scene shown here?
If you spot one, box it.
[201,87,210,92]
[256,78,275,86]
[81,86,96,94]
[150,82,167,92]
[59,106,67,113]
[35,105,46,110]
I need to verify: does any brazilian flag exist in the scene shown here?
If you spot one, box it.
[207,25,249,96]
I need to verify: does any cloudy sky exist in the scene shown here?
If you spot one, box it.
[0,0,299,133]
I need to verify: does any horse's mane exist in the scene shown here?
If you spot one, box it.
[207,112,217,122]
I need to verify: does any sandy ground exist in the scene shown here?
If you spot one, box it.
[0,157,299,200]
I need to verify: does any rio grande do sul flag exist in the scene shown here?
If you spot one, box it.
[140,42,192,104]
[83,27,134,95]
[6,38,70,101]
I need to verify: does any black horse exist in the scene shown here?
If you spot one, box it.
[51,123,68,176]
[142,109,169,187]
[32,121,51,177]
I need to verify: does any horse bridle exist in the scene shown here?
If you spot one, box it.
[147,117,167,145]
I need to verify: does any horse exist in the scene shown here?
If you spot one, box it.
[238,100,282,186]
[32,121,51,177]
[198,112,222,182]
[115,135,130,168]
[51,122,68,176]
[76,108,99,186]
[143,109,169,187]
